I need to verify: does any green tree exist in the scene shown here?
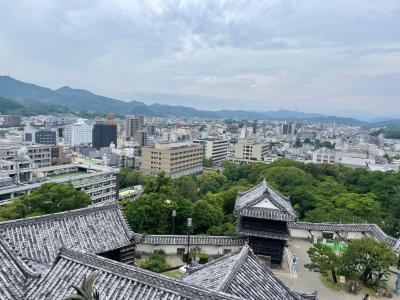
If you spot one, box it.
[145,171,175,196]
[202,157,213,167]
[140,250,170,273]
[124,193,170,234]
[314,139,335,150]
[192,200,223,234]
[174,176,198,201]
[305,243,342,283]
[197,171,228,194]
[119,169,149,189]
[0,183,91,221]
[342,238,397,287]
[261,166,314,193]
[207,222,237,236]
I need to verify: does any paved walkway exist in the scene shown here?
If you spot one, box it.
[276,239,400,300]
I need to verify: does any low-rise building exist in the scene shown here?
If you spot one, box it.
[312,148,375,167]
[0,163,119,204]
[0,144,52,168]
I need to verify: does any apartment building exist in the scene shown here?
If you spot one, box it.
[233,139,269,162]
[193,138,228,164]
[141,141,203,178]
[125,116,140,139]
[65,119,93,146]
[0,144,52,168]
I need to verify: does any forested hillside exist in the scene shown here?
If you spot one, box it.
[120,160,400,238]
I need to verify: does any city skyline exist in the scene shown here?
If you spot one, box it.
[1,1,400,118]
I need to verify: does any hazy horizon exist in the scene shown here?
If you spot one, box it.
[1,1,399,118]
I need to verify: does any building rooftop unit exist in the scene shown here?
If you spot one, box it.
[153,140,195,149]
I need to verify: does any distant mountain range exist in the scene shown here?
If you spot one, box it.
[0,75,400,127]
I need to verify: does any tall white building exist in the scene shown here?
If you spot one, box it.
[193,138,228,164]
[65,119,93,147]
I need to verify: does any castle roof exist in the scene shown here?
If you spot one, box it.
[24,248,241,300]
[183,244,317,300]
[234,180,296,222]
[0,202,133,270]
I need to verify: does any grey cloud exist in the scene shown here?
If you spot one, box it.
[0,0,400,117]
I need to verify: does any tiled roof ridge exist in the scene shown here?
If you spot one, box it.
[141,234,245,244]
[53,247,241,300]
[264,182,296,216]
[265,181,289,201]
[289,222,399,253]
[0,201,121,228]
[186,246,245,275]
[115,203,135,239]
[219,244,251,292]
[0,238,39,278]
[265,191,292,214]
[234,180,267,211]
[245,250,306,300]
[394,238,400,252]
[235,194,264,212]
[234,180,297,220]
[240,206,295,219]
[236,179,267,197]
[185,245,251,293]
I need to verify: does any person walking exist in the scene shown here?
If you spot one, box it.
[291,254,297,273]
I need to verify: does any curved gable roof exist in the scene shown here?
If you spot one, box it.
[25,248,241,300]
[0,239,39,300]
[183,245,316,300]
[234,180,296,221]
[0,202,133,266]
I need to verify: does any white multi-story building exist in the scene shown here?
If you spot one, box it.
[0,163,119,204]
[65,119,93,147]
[193,138,228,164]
[312,148,375,167]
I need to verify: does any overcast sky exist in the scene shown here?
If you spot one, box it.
[0,0,399,118]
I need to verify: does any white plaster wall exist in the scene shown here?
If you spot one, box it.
[136,244,241,256]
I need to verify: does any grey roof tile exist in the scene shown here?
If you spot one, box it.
[0,239,39,300]
[0,202,133,266]
[234,180,296,222]
[139,235,246,246]
[289,222,399,253]
[184,245,316,300]
[25,248,242,300]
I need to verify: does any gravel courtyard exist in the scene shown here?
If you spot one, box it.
[276,239,400,300]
